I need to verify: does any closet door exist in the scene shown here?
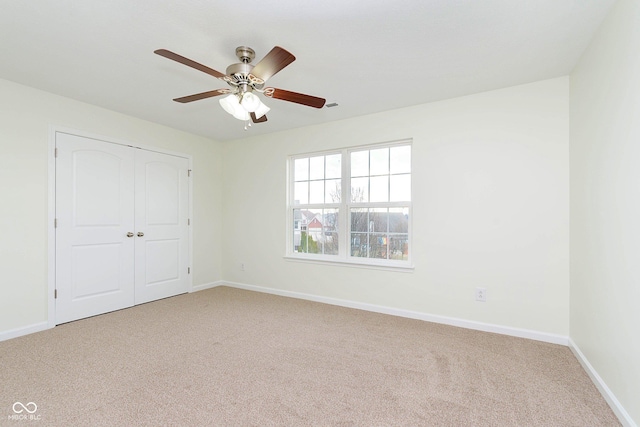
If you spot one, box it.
[134,149,189,304]
[55,133,135,324]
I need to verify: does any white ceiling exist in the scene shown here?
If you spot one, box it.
[0,0,616,141]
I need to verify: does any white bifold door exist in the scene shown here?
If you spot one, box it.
[55,132,189,324]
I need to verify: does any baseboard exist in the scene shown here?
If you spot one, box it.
[0,321,50,343]
[191,280,224,293]
[221,281,569,346]
[569,339,637,427]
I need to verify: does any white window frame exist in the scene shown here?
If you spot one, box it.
[286,139,413,270]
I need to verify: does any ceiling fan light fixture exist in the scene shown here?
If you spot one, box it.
[156,46,325,125]
[232,107,250,121]
[240,92,260,112]
[254,100,270,119]
[219,94,250,121]
[219,94,239,115]
[254,101,271,119]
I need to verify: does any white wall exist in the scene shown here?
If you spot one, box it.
[570,0,640,424]
[222,77,570,336]
[0,78,223,336]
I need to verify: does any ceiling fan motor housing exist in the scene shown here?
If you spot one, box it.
[226,62,253,78]
[226,61,264,90]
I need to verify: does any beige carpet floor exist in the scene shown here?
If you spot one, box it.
[0,286,619,426]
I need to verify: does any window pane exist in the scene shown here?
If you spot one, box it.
[389,234,408,260]
[325,233,339,255]
[390,146,411,174]
[294,158,309,181]
[304,209,322,254]
[293,209,303,251]
[389,208,409,233]
[298,227,316,254]
[325,179,341,203]
[370,234,388,259]
[324,232,340,255]
[309,156,324,180]
[294,181,308,205]
[369,176,389,202]
[351,151,369,177]
[306,234,321,253]
[351,233,368,257]
[325,154,341,179]
[351,208,368,232]
[351,177,369,202]
[309,181,324,204]
[369,208,388,233]
[390,174,411,202]
[324,209,339,230]
[370,148,389,175]
[323,209,339,255]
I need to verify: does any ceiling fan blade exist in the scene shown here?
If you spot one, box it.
[250,46,296,82]
[250,112,268,123]
[173,89,230,103]
[154,49,227,79]
[264,88,326,108]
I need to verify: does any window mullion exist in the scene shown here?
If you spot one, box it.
[340,148,349,259]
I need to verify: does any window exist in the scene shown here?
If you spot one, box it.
[288,141,411,268]
[291,153,341,256]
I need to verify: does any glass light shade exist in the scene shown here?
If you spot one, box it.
[240,92,260,112]
[254,100,270,119]
[232,108,250,121]
[220,94,250,121]
[219,94,240,115]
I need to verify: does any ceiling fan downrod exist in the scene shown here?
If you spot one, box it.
[235,46,256,64]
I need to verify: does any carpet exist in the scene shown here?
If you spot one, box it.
[0,286,619,426]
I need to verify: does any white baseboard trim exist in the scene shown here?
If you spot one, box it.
[221,281,569,346]
[569,338,636,427]
[0,321,50,343]
[191,280,225,293]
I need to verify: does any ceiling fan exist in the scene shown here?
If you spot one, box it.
[154,46,326,125]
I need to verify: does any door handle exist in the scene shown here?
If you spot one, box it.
[126,232,134,238]
[137,232,144,237]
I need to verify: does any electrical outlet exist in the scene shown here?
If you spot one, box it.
[475,287,487,302]
[240,263,245,271]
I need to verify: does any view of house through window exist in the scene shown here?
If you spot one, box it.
[289,141,411,267]
[292,153,341,255]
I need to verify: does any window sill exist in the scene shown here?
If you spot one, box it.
[283,255,414,273]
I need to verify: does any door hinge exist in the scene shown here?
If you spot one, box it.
[188,169,192,177]
[54,289,57,299]
[188,218,190,226]
[188,267,191,274]
[54,218,58,228]
[54,147,58,158]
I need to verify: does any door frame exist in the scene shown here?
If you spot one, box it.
[47,126,193,328]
